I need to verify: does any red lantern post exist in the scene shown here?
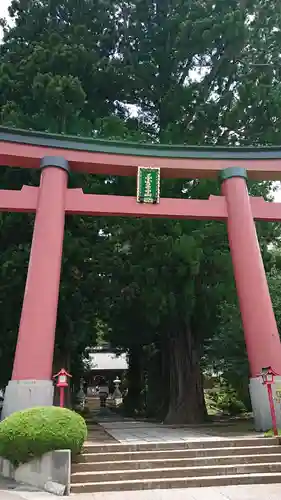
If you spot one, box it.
[260,366,279,436]
[53,368,72,408]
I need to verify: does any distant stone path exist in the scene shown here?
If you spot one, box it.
[85,409,117,444]
[96,415,262,444]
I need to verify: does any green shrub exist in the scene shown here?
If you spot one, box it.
[264,429,281,437]
[207,386,246,416]
[0,406,87,466]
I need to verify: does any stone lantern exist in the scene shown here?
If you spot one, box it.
[112,376,122,406]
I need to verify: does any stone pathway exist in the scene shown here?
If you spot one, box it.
[71,484,281,499]
[97,417,263,444]
[0,493,51,500]
[2,484,281,499]
[99,420,218,443]
[86,423,116,444]
[0,476,51,499]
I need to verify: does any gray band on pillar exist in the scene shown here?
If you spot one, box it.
[40,156,70,174]
[219,166,247,183]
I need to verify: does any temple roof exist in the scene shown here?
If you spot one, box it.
[88,352,128,371]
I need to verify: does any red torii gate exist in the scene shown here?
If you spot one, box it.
[1,126,281,429]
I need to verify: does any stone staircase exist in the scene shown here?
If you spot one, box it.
[71,437,281,493]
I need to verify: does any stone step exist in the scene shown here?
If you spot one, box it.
[87,429,109,434]
[82,437,279,453]
[80,444,281,462]
[71,472,281,493]
[86,430,112,436]
[71,462,281,483]
[72,452,281,472]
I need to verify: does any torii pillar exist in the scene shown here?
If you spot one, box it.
[2,157,69,418]
[220,167,281,430]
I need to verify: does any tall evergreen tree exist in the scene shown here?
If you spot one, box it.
[0,0,280,421]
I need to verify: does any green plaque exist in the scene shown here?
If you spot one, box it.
[137,167,160,204]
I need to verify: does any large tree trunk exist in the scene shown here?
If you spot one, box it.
[146,342,169,420]
[164,327,207,424]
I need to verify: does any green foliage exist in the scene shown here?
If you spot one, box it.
[204,250,281,407]
[264,429,281,437]
[207,386,247,416]
[0,0,281,422]
[0,406,87,466]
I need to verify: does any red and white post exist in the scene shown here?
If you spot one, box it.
[220,167,281,430]
[2,157,69,418]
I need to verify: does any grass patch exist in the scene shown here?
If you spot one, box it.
[264,429,281,437]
